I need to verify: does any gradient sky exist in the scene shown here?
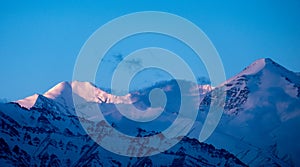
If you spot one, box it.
[1,0,299,101]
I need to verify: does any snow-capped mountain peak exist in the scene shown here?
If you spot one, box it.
[16,81,134,110]
[16,81,74,110]
[71,81,132,104]
[240,58,268,75]
[43,81,72,99]
[199,58,300,166]
[5,58,300,166]
[15,93,39,109]
[233,58,294,78]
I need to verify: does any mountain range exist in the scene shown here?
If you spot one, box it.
[0,58,299,166]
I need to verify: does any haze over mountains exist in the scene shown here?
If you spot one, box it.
[1,58,300,166]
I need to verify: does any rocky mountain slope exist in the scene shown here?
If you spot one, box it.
[199,58,300,166]
[1,58,299,166]
[0,102,245,166]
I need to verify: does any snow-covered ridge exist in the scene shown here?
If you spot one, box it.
[16,80,213,110]
[16,81,133,110]
[15,94,39,109]
[9,58,300,166]
[223,58,292,85]
[200,58,300,166]
[240,58,267,75]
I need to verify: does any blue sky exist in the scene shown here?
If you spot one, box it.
[0,0,299,101]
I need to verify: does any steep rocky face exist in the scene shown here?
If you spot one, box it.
[0,102,246,167]
[199,58,300,166]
